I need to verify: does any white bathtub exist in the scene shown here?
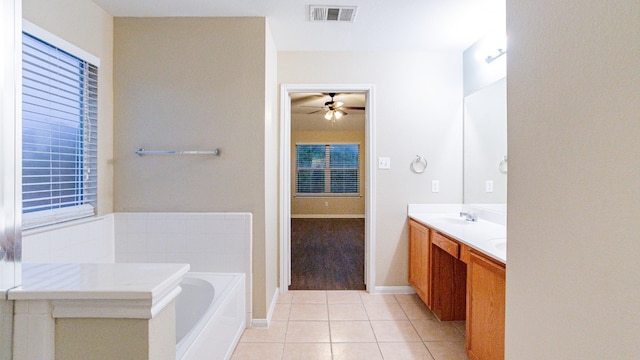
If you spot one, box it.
[176,273,246,360]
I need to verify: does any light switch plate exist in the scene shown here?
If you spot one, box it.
[378,157,391,169]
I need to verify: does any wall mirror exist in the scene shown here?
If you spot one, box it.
[463,77,507,213]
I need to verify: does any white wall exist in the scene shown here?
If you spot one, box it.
[506,0,640,358]
[279,52,462,286]
[263,22,279,321]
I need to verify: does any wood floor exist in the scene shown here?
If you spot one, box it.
[289,218,365,291]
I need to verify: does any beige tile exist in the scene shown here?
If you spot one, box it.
[364,302,408,320]
[282,343,332,360]
[399,301,436,320]
[271,303,291,321]
[289,303,329,321]
[378,342,435,360]
[412,319,466,342]
[424,341,469,360]
[451,320,466,336]
[360,292,398,304]
[332,343,383,360]
[330,321,377,343]
[327,290,364,304]
[285,321,330,343]
[231,343,284,360]
[291,290,327,304]
[277,292,294,304]
[239,321,287,343]
[394,294,424,305]
[370,320,422,342]
[328,303,368,321]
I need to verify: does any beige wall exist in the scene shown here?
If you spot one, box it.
[279,52,463,286]
[291,130,366,216]
[113,17,276,319]
[23,0,114,215]
[506,0,640,358]
[55,302,175,360]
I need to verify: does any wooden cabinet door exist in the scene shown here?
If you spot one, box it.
[467,251,506,360]
[408,219,430,306]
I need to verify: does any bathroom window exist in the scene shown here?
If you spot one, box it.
[21,25,98,229]
[295,144,360,196]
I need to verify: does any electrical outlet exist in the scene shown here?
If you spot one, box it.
[378,157,391,169]
[432,180,440,193]
[486,180,494,193]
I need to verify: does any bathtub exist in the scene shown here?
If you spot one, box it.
[175,273,246,360]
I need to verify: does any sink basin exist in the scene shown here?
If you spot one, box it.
[488,238,507,251]
[436,216,473,225]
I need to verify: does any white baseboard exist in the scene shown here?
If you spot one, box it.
[291,214,365,219]
[251,287,279,328]
[372,286,415,294]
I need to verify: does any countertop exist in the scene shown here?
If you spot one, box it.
[408,204,506,263]
[8,262,190,301]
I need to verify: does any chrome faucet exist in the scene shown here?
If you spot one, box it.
[459,211,478,222]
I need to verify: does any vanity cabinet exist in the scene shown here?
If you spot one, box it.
[407,218,506,360]
[408,219,431,306]
[466,250,506,360]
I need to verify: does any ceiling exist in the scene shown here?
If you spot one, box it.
[291,92,365,131]
[90,0,505,52]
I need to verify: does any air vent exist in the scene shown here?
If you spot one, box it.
[309,5,358,22]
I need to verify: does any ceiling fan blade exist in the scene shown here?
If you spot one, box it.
[307,109,324,114]
[292,94,324,105]
[342,106,365,111]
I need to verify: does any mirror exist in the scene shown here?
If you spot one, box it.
[463,77,507,212]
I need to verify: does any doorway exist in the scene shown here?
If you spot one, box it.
[279,84,376,293]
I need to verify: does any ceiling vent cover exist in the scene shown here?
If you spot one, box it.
[309,5,358,22]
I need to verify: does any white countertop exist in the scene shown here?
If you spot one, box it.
[8,262,190,301]
[408,204,506,263]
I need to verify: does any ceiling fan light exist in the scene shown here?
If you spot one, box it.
[334,110,344,119]
[324,111,334,120]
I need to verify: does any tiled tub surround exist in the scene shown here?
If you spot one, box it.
[114,212,253,323]
[22,214,115,263]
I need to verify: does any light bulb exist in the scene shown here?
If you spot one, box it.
[325,111,333,120]
[334,111,344,119]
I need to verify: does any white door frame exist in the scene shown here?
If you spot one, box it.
[279,84,376,293]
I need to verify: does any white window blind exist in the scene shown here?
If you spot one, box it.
[21,31,98,229]
[296,144,360,196]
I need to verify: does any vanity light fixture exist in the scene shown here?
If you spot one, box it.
[485,48,506,63]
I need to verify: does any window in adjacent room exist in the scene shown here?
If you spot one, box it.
[295,143,360,197]
[21,24,99,229]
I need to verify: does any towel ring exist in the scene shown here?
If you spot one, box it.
[499,155,508,174]
[410,155,428,174]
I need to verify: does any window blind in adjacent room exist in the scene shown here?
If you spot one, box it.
[295,143,360,196]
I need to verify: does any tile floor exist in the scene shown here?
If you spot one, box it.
[231,290,469,360]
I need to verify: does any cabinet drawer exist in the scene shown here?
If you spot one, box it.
[432,231,459,258]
